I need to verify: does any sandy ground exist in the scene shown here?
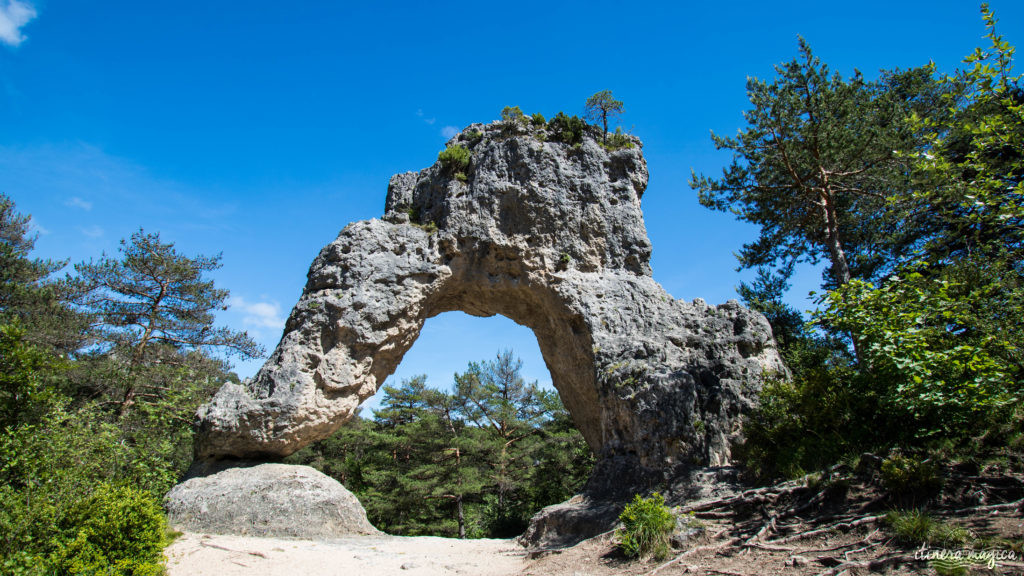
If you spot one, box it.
[164,531,528,576]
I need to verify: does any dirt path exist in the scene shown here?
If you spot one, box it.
[164,532,528,576]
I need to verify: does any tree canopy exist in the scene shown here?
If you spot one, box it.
[584,90,624,144]
[691,40,945,289]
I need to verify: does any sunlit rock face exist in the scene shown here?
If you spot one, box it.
[192,119,783,491]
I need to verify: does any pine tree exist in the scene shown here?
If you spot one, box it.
[74,229,263,418]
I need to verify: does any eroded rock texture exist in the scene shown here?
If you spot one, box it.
[194,120,784,494]
[166,463,379,538]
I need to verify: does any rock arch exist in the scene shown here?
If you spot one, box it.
[191,120,784,505]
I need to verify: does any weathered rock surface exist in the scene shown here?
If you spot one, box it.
[520,465,747,549]
[165,463,379,538]
[181,118,784,539]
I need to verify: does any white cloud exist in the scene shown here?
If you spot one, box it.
[65,196,93,211]
[0,0,37,47]
[441,126,459,139]
[79,225,104,238]
[416,108,436,125]
[230,296,285,330]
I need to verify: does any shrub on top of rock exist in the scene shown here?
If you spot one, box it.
[500,106,525,124]
[547,112,587,146]
[438,144,471,179]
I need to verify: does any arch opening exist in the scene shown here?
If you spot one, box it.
[286,310,595,539]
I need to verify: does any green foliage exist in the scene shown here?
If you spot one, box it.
[530,112,546,126]
[717,7,1024,481]
[405,206,421,224]
[886,508,937,545]
[690,39,943,289]
[616,493,675,560]
[438,144,471,178]
[0,404,175,573]
[500,106,524,124]
[584,90,624,143]
[880,455,942,498]
[0,195,259,575]
[734,330,870,481]
[0,324,62,430]
[885,509,971,549]
[602,127,634,150]
[816,269,1021,437]
[287,351,594,539]
[74,230,263,420]
[547,112,587,145]
[50,483,167,576]
[0,193,86,353]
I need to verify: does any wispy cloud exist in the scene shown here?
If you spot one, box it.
[65,196,93,211]
[230,296,286,330]
[0,0,37,47]
[416,108,436,125]
[0,142,240,238]
[441,126,459,139]
[79,225,104,238]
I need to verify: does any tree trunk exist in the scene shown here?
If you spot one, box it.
[820,192,852,287]
[820,190,862,363]
[457,495,465,539]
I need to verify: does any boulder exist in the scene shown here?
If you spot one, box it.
[165,462,379,538]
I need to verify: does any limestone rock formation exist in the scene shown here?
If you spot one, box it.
[189,118,783,514]
[165,463,379,538]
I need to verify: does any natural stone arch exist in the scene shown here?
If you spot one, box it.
[197,220,605,460]
[190,120,784,513]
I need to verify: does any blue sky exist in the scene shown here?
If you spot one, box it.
[2,1,1022,411]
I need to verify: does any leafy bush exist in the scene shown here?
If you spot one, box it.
[500,106,524,124]
[617,493,675,560]
[547,112,587,145]
[735,342,868,481]
[438,145,471,178]
[881,455,942,498]
[50,483,167,575]
[530,112,546,126]
[603,127,635,150]
[816,267,1023,438]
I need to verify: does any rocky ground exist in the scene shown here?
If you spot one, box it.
[166,461,1024,576]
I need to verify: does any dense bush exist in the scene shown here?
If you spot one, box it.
[438,144,471,176]
[50,484,168,576]
[603,127,635,150]
[500,105,524,124]
[547,112,587,145]
[616,493,675,560]
[880,455,943,499]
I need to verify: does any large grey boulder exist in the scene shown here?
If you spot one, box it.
[179,119,784,539]
[165,463,379,538]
